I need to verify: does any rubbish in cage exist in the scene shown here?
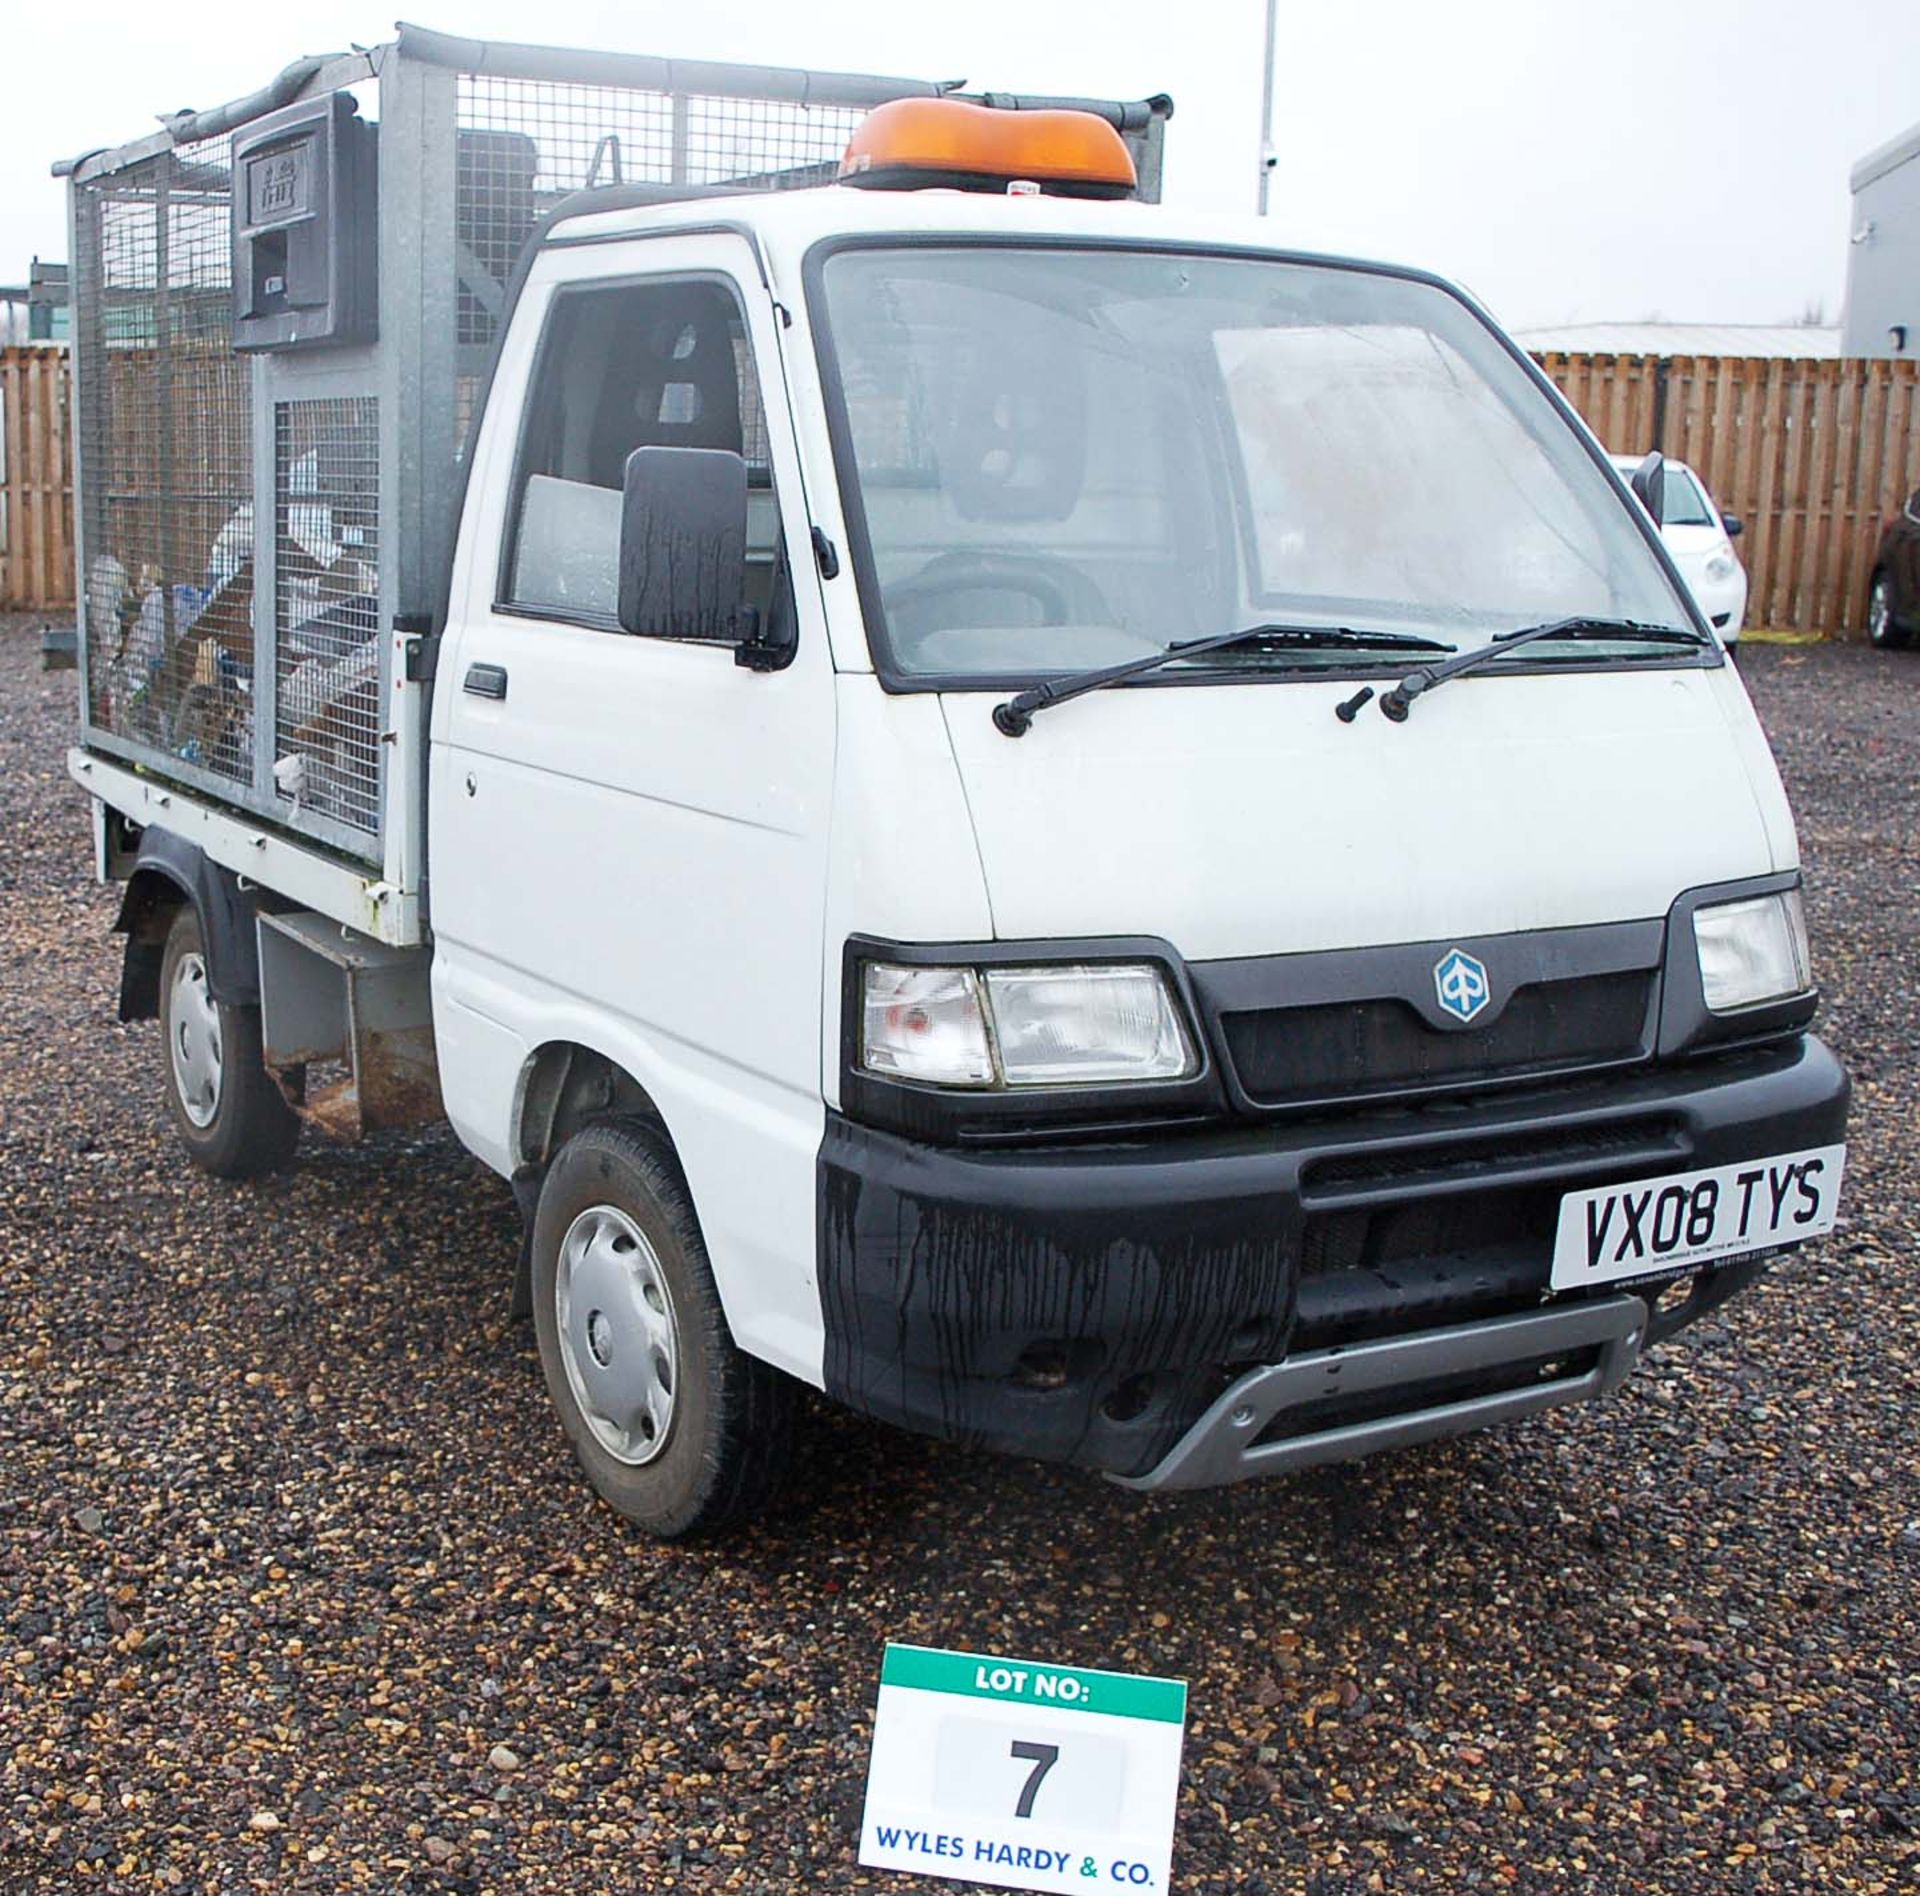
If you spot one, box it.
[272,646,379,826]
[74,133,256,790]
[273,401,383,833]
[86,558,252,776]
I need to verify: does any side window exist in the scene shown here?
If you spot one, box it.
[502,276,790,637]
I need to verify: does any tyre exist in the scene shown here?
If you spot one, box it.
[530,1118,794,1538]
[1867,572,1912,649]
[158,904,302,1178]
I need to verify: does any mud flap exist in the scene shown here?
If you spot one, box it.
[509,1165,542,1319]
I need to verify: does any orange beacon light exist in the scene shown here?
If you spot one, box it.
[838,98,1138,199]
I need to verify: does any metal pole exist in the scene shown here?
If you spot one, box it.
[154,156,178,690]
[1256,0,1278,214]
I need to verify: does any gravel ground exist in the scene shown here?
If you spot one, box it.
[2,615,1915,1896]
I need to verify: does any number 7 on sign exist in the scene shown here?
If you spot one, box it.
[1010,1740,1059,1819]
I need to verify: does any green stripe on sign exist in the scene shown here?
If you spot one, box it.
[881,1645,1187,1724]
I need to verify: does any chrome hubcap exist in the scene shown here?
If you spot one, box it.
[168,952,223,1129]
[554,1205,679,1467]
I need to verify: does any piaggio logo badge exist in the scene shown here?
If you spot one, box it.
[1433,948,1491,1024]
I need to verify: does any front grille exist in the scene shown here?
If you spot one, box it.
[1222,968,1656,1108]
[1302,1182,1558,1280]
[1300,1116,1683,1198]
[1292,1180,1562,1340]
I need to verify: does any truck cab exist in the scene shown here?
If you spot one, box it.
[425,121,1846,1529]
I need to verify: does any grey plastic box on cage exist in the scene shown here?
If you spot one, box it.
[61,23,1171,906]
[232,91,379,353]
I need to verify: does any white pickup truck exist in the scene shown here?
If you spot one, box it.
[61,29,1847,1538]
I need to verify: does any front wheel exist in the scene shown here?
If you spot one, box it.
[530,1119,794,1538]
[158,905,301,1178]
[1867,572,1912,649]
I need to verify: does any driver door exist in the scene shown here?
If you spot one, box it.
[428,234,836,1380]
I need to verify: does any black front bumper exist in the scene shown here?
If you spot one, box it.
[816,1036,1850,1479]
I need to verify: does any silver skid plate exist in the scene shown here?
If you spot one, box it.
[1115,1294,1647,1492]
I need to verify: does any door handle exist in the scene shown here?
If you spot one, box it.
[463,662,509,700]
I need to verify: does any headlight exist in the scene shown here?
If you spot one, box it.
[984,965,1195,1085]
[860,961,1197,1089]
[1704,551,1738,582]
[1693,890,1811,1012]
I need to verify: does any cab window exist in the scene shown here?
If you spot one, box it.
[501,276,790,638]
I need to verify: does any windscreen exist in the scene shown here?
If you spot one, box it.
[816,246,1695,681]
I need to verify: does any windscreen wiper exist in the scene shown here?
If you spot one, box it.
[991,625,1457,737]
[1375,617,1712,723]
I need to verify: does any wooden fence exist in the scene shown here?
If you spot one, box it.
[7,344,1918,631]
[0,347,74,611]
[1537,351,1920,634]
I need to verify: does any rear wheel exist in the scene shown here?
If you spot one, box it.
[158,905,301,1177]
[531,1118,794,1538]
[1868,572,1912,649]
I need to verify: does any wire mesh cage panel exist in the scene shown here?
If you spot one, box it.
[66,32,1170,891]
[272,397,381,833]
[73,139,254,788]
[451,75,864,354]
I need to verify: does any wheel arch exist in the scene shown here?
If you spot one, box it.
[496,1024,825,1387]
[113,828,263,1021]
[514,1040,675,1176]
[506,1038,681,1324]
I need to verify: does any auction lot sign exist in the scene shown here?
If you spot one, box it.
[859,1643,1188,1894]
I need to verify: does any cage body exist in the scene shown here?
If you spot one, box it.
[63,26,1171,921]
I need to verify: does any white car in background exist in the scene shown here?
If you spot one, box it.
[1611,453,1748,643]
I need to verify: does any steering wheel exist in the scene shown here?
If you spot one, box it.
[883,551,1111,634]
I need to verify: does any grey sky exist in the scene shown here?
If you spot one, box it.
[7,0,1917,329]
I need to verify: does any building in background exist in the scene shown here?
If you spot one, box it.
[1511,322,1839,359]
[1844,124,1920,359]
[0,260,69,344]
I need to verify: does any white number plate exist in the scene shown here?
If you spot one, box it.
[1551,1144,1846,1290]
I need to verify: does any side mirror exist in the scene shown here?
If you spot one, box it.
[1721,512,1744,539]
[1628,450,1666,529]
[618,446,747,642]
